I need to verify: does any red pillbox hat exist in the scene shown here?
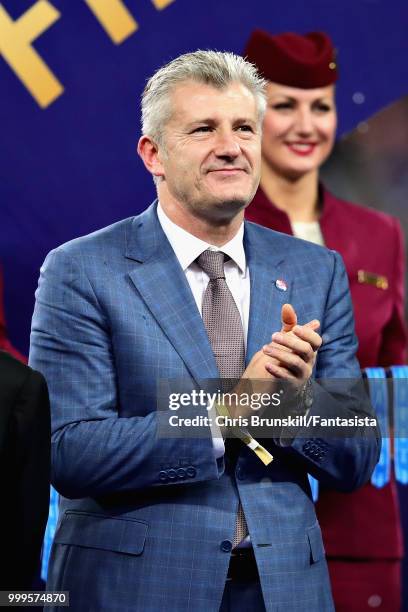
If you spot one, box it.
[244,29,338,88]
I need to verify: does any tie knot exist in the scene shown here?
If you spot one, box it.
[196,249,226,280]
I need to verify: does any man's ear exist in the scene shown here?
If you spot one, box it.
[137,135,165,179]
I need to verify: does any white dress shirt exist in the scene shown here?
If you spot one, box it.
[157,203,251,458]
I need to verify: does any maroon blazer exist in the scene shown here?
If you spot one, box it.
[246,186,407,559]
[0,266,26,363]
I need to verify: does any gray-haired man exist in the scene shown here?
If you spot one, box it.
[30,50,379,611]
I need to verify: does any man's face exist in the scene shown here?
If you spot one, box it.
[156,81,262,223]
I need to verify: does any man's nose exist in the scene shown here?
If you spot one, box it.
[213,130,241,158]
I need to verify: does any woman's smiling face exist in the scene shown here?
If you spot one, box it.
[261,82,337,179]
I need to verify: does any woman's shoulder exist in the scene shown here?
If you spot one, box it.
[324,188,400,233]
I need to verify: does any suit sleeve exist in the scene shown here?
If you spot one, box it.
[378,218,407,366]
[29,248,221,499]
[274,251,381,492]
[5,370,50,590]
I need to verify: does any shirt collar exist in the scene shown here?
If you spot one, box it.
[157,202,246,275]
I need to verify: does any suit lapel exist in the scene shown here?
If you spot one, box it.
[244,223,294,364]
[125,207,295,379]
[125,203,219,383]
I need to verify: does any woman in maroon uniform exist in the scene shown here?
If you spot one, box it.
[244,29,406,611]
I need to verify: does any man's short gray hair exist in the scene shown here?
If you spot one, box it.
[141,50,267,145]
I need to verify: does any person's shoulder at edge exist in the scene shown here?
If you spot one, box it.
[0,349,30,376]
[0,350,46,396]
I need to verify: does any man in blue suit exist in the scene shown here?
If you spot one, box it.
[30,50,379,611]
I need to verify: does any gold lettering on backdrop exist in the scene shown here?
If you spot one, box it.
[0,1,63,108]
[151,0,176,9]
[1,0,177,106]
[84,0,138,44]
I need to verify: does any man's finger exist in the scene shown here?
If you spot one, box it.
[271,327,322,354]
[281,303,297,332]
[304,319,320,331]
[265,346,308,377]
[264,361,297,381]
[292,325,322,351]
[267,319,319,351]
[268,333,314,361]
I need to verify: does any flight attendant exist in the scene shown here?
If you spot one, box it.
[244,29,407,611]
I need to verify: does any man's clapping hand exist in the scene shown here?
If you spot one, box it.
[262,303,321,385]
[226,304,321,419]
[243,304,321,386]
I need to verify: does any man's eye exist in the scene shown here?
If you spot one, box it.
[238,125,253,132]
[192,126,212,133]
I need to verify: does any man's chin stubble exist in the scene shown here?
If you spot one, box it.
[196,195,250,223]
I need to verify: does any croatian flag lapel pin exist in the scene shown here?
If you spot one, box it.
[275,279,288,292]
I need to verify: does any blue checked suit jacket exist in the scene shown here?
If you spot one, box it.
[29,202,380,612]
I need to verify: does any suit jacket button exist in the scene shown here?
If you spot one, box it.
[159,471,169,482]
[186,466,197,478]
[177,468,186,479]
[168,469,177,480]
[220,540,233,552]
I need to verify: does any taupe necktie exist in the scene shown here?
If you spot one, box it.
[196,249,248,547]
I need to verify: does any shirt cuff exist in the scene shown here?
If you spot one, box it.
[208,401,225,459]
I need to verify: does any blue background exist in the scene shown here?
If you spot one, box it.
[1,0,408,353]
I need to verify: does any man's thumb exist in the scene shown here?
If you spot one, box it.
[281,303,297,332]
